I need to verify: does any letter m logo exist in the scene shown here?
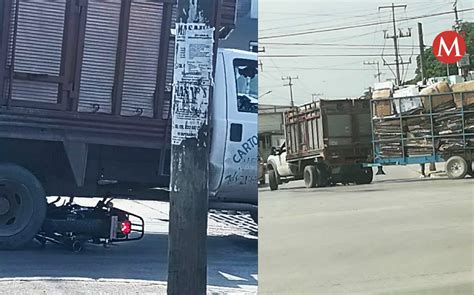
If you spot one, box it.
[432,31,466,64]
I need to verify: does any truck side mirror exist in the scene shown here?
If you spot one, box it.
[271,147,278,155]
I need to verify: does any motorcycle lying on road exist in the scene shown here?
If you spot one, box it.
[36,197,144,252]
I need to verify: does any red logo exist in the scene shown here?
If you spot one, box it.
[432,31,466,64]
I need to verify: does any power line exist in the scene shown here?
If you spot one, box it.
[259,8,474,40]
[260,1,448,34]
[264,66,388,71]
[260,42,416,48]
[323,30,384,43]
[260,11,393,33]
[260,53,418,58]
[262,46,417,52]
[259,0,447,25]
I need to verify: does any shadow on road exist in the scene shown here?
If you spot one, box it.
[0,233,257,289]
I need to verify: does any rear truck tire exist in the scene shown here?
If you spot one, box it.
[445,156,468,179]
[0,164,47,250]
[268,169,279,191]
[316,165,329,187]
[303,165,318,188]
[354,167,374,185]
[259,177,266,185]
[467,161,473,177]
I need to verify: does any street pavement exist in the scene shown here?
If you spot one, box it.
[258,165,473,294]
[0,200,257,295]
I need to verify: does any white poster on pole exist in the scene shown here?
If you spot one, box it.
[171,23,215,146]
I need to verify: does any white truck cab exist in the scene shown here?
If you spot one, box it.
[209,49,258,214]
[266,142,293,190]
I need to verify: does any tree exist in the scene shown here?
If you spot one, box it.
[408,22,473,83]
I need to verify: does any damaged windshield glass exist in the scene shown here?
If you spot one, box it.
[234,59,258,114]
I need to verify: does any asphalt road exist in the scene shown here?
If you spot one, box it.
[258,165,473,295]
[0,200,257,294]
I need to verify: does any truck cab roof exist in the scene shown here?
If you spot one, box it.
[218,48,257,59]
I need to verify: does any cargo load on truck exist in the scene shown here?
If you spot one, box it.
[371,80,474,179]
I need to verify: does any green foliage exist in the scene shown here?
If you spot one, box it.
[410,22,473,83]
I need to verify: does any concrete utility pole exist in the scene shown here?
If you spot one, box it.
[379,3,411,86]
[363,60,382,82]
[282,75,298,107]
[168,0,220,294]
[452,0,465,76]
[417,22,426,82]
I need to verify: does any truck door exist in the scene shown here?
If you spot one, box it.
[275,143,291,177]
[218,52,258,203]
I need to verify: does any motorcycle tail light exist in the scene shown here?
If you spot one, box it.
[121,220,132,235]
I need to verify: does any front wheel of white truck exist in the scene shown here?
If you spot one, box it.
[0,164,46,250]
[268,168,279,191]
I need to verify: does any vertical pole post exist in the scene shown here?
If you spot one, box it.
[390,4,401,86]
[453,0,463,76]
[417,22,425,83]
[168,0,220,294]
[289,77,294,107]
[282,75,298,107]
[376,62,381,82]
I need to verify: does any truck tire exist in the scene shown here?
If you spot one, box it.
[0,164,47,250]
[268,169,279,191]
[316,165,329,187]
[467,161,473,177]
[354,167,373,185]
[445,156,468,179]
[304,165,318,188]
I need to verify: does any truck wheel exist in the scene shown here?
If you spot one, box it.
[268,169,279,191]
[0,164,46,250]
[316,165,329,187]
[467,161,473,177]
[304,165,318,188]
[445,156,468,179]
[354,167,373,185]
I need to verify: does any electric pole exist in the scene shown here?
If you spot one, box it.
[168,0,219,294]
[312,93,323,102]
[282,75,298,107]
[257,47,265,71]
[417,22,426,82]
[363,60,382,82]
[379,3,411,86]
[453,0,460,31]
[452,0,466,76]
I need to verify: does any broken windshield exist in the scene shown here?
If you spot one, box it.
[234,59,258,114]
